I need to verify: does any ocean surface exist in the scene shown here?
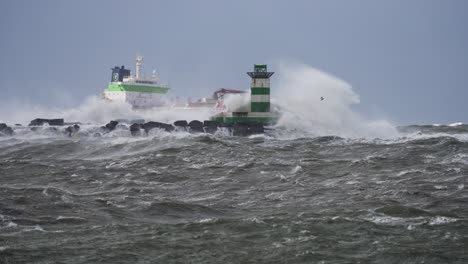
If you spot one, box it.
[1,124,467,263]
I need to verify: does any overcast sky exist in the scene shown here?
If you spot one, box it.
[1,0,467,124]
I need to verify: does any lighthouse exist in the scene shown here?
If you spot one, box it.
[211,64,277,124]
[248,64,274,113]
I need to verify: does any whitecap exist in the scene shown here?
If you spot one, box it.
[6,221,18,228]
[243,217,265,224]
[428,216,458,226]
[291,165,302,174]
[198,218,217,223]
[448,122,463,127]
[397,169,424,177]
[272,242,284,248]
[365,215,425,226]
[284,235,316,243]
[277,174,287,181]
[24,225,46,232]
[345,180,359,185]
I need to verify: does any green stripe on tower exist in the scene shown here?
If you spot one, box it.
[251,102,270,112]
[251,87,270,95]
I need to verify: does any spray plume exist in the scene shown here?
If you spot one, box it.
[273,61,398,139]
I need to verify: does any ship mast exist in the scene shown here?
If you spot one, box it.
[135,54,143,80]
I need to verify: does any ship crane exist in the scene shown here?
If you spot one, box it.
[213,88,247,100]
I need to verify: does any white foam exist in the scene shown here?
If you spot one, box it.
[291,165,302,174]
[243,217,265,224]
[222,93,250,112]
[365,215,425,225]
[448,122,463,127]
[397,169,424,177]
[446,153,468,165]
[23,225,46,232]
[273,61,398,139]
[0,95,214,126]
[6,221,18,228]
[392,132,468,144]
[428,216,458,225]
[198,218,217,223]
[365,214,459,227]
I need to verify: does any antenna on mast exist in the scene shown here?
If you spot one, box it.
[135,54,143,80]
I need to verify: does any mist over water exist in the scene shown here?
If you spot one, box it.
[273,61,398,139]
[0,96,213,125]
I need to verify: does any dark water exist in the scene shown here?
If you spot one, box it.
[1,125,467,263]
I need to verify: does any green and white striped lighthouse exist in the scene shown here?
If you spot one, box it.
[211,64,278,124]
[248,64,274,113]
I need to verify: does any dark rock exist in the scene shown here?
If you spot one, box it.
[174,120,188,127]
[173,120,188,132]
[15,124,22,126]
[130,123,142,136]
[29,118,64,126]
[65,124,80,137]
[65,126,72,136]
[141,121,163,132]
[3,127,13,136]
[161,123,175,132]
[48,127,59,133]
[102,120,119,131]
[188,120,204,133]
[203,120,220,134]
[141,122,174,133]
[0,123,13,136]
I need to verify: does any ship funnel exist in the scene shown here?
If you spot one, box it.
[111,66,130,82]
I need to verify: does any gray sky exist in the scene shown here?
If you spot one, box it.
[1,0,467,124]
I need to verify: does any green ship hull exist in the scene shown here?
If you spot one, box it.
[107,83,169,94]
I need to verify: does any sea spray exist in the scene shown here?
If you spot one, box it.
[222,93,250,112]
[1,62,397,139]
[0,96,214,125]
[273,61,398,139]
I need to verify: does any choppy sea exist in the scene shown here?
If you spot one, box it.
[0,124,467,263]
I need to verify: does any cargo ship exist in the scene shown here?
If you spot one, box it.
[103,55,169,108]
